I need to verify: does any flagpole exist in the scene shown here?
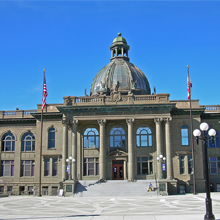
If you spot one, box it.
[187,65,196,195]
[39,69,46,197]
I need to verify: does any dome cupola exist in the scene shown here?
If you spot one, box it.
[90,33,151,96]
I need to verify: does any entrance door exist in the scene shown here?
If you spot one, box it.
[112,160,124,180]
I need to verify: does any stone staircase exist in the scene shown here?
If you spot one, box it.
[74,180,158,197]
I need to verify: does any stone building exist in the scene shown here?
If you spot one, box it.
[0,33,220,196]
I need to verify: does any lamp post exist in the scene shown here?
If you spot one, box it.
[193,122,216,220]
[66,156,75,180]
[157,154,166,179]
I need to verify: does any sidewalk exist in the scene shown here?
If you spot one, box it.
[0,193,220,220]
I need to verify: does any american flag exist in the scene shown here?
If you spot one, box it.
[42,70,48,110]
[187,66,192,100]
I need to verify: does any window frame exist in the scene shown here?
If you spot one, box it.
[52,158,58,176]
[83,128,99,148]
[137,156,153,175]
[136,127,152,147]
[48,127,56,149]
[110,127,126,148]
[83,158,99,176]
[20,160,35,177]
[1,160,14,177]
[2,133,15,152]
[21,132,35,152]
[181,125,189,146]
[209,157,220,174]
[44,158,50,176]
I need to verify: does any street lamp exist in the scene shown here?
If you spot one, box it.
[193,122,216,220]
[157,154,166,179]
[66,156,75,180]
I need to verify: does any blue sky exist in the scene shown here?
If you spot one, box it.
[0,1,220,111]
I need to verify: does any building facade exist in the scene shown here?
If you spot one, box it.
[0,33,220,196]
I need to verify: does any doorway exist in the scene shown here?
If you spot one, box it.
[112,160,124,180]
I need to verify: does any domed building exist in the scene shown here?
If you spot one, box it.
[90,33,151,96]
[0,33,220,196]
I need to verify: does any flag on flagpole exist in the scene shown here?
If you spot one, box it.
[187,66,192,100]
[42,70,48,110]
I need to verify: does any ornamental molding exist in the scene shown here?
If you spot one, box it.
[97,119,106,126]
[163,117,172,123]
[108,149,128,157]
[126,118,134,125]
[154,117,163,124]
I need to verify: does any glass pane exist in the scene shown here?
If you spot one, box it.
[181,129,188,136]
[88,170,94,175]
[137,163,141,174]
[149,135,152,146]
[96,137,99,148]
[96,163,99,175]
[88,137,95,148]
[182,138,189,145]
[84,137,87,148]
[136,136,140,147]
[88,163,94,169]
[110,136,113,147]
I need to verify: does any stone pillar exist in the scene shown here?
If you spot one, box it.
[154,118,162,179]
[121,47,124,56]
[72,118,78,180]
[165,117,173,180]
[126,118,135,181]
[124,160,127,180]
[62,118,68,181]
[97,119,106,181]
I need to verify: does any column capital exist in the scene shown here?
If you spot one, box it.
[154,117,162,124]
[126,118,134,125]
[72,118,79,127]
[97,119,106,126]
[163,117,172,123]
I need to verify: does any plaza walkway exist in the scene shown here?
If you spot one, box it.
[0,193,220,220]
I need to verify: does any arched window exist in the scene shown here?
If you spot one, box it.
[2,133,15,152]
[83,128,99,148]
[208,130,219,148]
[136,127,152,147]
[21,132,35,152]
[110,127,126,148]
[48,127,55,149]
[181,125,189,146]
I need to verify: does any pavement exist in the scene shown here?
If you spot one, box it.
[0,193,220,220]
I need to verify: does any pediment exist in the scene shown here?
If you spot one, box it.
[108,149,128,157]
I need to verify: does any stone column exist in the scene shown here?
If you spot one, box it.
[154,118,162,179]
[62,118,68,181]
[98,119,106,181]
[126,118,135,181]
[124,160,127,180]
[72,118,78,180]
[121,47,124,56]
[164,117,173,180]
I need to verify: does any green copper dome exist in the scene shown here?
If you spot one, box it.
[112,33,127,44]
[90,33,151,96]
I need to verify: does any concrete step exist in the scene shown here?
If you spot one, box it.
[74,180,158,197]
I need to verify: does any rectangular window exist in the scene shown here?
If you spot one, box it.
[188,156,193,174]
[83,158,99,176]
[1,160,14,177]
[21,160,35,177]
[209,157,220,174]
[52,158,58,176]
[44,158,50,176]
[181,126,189,145]
[137,157,153,175]
[0,186,4,193]
[179,156,185,174]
